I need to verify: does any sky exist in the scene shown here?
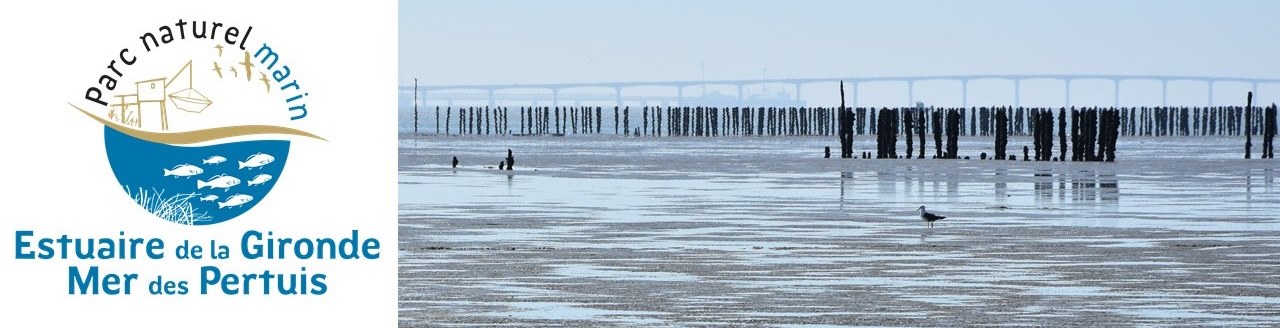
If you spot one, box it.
[399,0,1280,107]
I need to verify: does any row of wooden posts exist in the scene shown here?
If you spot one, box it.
[853,107,1117,161]
[415,101,1276,160]
[420,105,1277,139]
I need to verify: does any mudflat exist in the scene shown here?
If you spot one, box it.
[399,136,1280,326]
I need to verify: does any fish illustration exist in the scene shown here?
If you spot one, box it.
[164,164,203,177]
[217,194,254,209]
[197,174,241,190]
[200,195,219,202]
[239,153,275,169]
[203,155,227,165]
[247,174,273,186]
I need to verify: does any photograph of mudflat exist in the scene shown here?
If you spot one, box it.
[399,1,1280,326]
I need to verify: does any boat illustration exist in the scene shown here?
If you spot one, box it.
[168,61,213,113]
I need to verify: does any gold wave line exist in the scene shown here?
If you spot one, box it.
[71,103,327,144]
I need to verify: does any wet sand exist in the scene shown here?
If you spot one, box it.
[399,136,1280,326]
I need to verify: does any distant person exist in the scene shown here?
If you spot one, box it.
[452,156,458,168]
[824,146,831,158]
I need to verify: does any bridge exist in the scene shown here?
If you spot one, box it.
[401,74,1280,108]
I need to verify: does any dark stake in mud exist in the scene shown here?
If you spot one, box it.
[1246,92,1254,159]
[444,107,452,135]
[413,79,419,134]
[1263,104,1277,159]
[643,107,649,136]
[933,109,943,158]
[917,109,926,159]
[946,109,960,159]
[995,108,1008,160]
[1058,108,1067,161]
[505,149,514,171]
[837,81,854,158]
[904,108,914,159]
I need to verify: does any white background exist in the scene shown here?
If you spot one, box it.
[0,0,397,325]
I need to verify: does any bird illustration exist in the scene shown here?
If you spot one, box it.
[238,51,254,82]
[259,72,271,93]
[229,66,238,78]
[214,44,224,56]
[212,62,223,78]
[918,206,946,228]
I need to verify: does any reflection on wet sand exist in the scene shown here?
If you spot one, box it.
[1033,170,1119,205]
[401,137,1280,326]
[1246,168,1276,201]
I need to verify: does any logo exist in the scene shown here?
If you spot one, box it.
[72,20,323,225]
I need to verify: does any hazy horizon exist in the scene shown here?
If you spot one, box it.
[400,0,1280,107]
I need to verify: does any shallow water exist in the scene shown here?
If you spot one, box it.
[399,136,1280,326]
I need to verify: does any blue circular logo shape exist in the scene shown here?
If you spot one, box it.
[104,127,290,225]
[72,26,322,225]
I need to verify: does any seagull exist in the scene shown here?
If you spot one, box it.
[918,206,946,228]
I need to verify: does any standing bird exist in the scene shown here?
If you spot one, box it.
[918,206,946,228]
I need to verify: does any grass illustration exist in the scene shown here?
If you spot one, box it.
[126,186,212,225]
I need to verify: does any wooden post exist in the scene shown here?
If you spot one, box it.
[838,81,853,158]
[1246,92,1253,158]
[917,109,926,159]
[904,108,914,159]
[643,106,649,136]
[947,109,959,159]
[1265,104,1276,158]
[933,109,943,158]
[413,79,419,134]
[994,108,1006,160]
